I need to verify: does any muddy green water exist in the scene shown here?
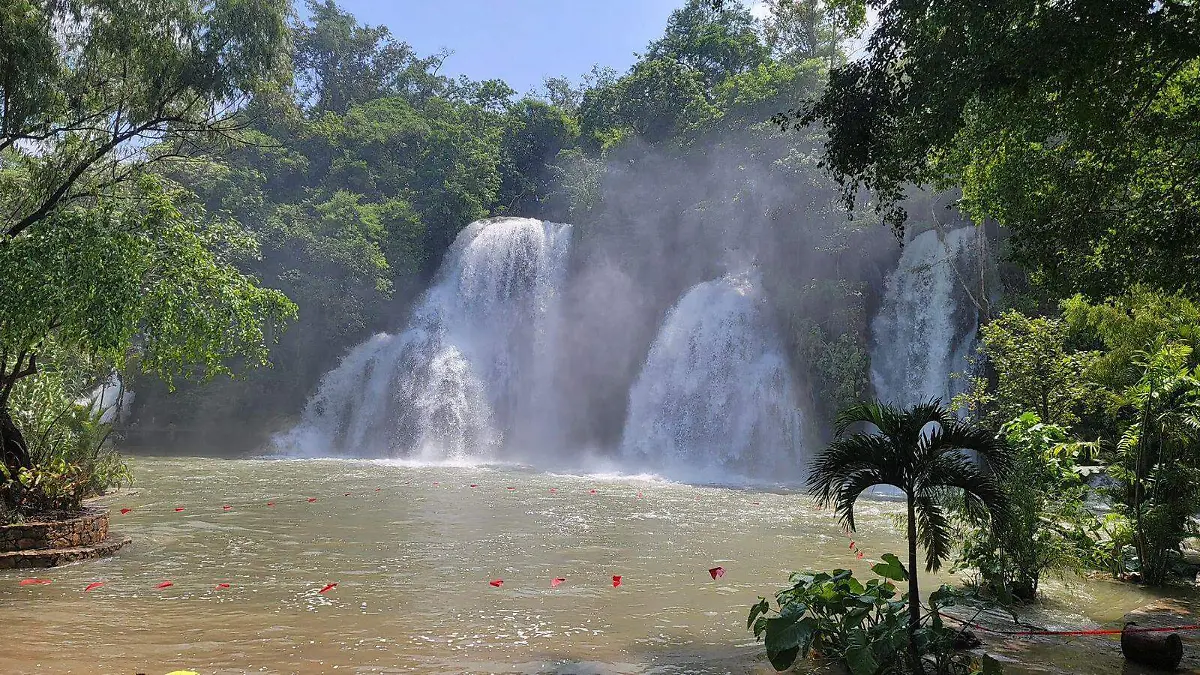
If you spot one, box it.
[0,458,1183,674]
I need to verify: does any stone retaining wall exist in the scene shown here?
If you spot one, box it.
[0,509,109,553]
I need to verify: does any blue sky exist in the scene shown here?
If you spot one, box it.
[301,0,691,95]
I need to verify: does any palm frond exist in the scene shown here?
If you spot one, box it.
[807,433,897,500]
[913,490,952,571]
[922,453,1007,522]
[833,466,891,532]
[834,401,901,437]
[928,419,1011,471]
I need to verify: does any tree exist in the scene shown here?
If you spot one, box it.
[294,0,451,114]
[645,0,768,90]
[611,58,718,144]
[0,0,294,485]
[760,0,867,68]
[0,178,295,500]
[1107,340,1200,585]
[0,0,290,242]
[497,99,579,215]
[790,0,1200,298]
[956,310,1099,430]
[954,413,1097,601]
[808,400,1008,671]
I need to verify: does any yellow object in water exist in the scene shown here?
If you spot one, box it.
[164,671,199,675]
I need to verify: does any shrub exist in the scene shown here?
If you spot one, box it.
[952,412,1101,600]
[748,554,976,674]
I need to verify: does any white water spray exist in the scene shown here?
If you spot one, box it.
[280,218,572,460]
[871,227,981,407]
[619,273,805,479]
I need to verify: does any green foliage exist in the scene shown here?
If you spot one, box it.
[0,177,295,384]
[794,0,1200,298]
[0,0,290,241]
[1063,289,1200,392]
[760,0,867,66]
[955,310,1099,429]
[646,0,768,89]
[1104,340,1200,585]
[953,413,1100,601]
[749,558,975,674]
[809,401,1009,667]
[295,0,446,114]
[2,345,129,520]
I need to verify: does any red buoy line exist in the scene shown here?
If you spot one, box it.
[17,487,1166,639]
[11,483,760,595]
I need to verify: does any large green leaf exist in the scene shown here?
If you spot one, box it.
[871,553,908,582]
[764,615,815,668]
[767,646,800,672]
[845,630,881,675]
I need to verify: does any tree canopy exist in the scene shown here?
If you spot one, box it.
[794,0,1200,298]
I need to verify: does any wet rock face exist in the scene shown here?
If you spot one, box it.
[0,509,109,552]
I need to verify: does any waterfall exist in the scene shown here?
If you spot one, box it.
[619,273,805,480]
[871,227,981,408]
[281,217,572,460]
[78,373,132,424]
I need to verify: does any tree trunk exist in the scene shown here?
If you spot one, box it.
[907,497,925,674]
[1121,623,1183,670]
[0,404,32,508]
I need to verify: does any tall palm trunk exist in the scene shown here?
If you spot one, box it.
[907,495,924,674]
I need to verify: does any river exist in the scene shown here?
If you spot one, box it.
[0,457,1184,674]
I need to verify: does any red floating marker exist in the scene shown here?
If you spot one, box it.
[318,583,338,594]
[470,484,477,488]
[849,541,855,550]
[215,583,231,590]
[223,505,232,511]
[549,488,557,494]
[589,489,597,495]
[174,507,184,512]
[489,579,503,587]
[267,501,275,507]
[709,566,726,580]
[551,577,566,588]
[306,497,318,503]
[612,575,622,588]
[344,492,352,497]
[119,507,131,515]
[19,578,51,586]
[374,488,381,492]
[156,581,174,589]
[751,501,761,505]
[506,487,515,491]
[84,582,104,592]
[433,482,440,486]
[856,551,864,560]
[637,492,643,498]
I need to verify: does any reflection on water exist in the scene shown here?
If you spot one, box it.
[0,458,1185,674]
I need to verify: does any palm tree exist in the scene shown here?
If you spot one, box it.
[807,400,1009,672]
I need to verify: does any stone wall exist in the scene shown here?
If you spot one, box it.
[0,509,109,552]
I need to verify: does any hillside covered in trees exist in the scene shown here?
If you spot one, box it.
[124,0,899,452]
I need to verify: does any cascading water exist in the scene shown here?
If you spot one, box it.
[871,227,982,407]
[619,272,805,480]
[280,217,572,460]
